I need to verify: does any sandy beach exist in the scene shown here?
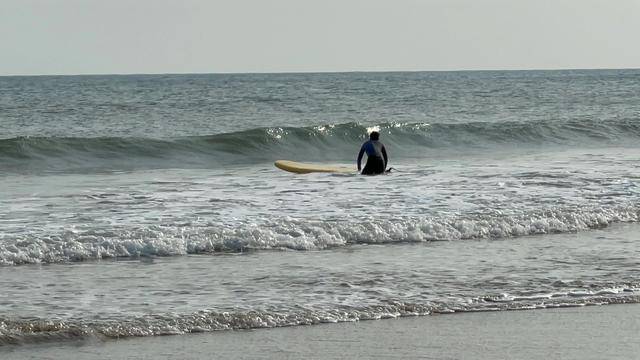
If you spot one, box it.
[3,304,638,360]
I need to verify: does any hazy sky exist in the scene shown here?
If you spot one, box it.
[1,0,639,75]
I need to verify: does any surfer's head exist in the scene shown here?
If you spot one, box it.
[369,131,380,141]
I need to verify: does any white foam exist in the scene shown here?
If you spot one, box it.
[2,290,640,345]
[1,205,639,265]
[365,125,380,134]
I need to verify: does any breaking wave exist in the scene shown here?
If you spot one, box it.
[1,204,638,266]
[1,118,639,172]
[1,286,638,346]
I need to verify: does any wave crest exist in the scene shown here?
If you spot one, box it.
[1,204,638,266]
[2,290,639,346]
[1,118,639,172]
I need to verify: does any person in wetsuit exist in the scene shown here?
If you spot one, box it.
[357,131,388,175]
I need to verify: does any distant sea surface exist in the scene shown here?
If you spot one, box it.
[1,70,639,345]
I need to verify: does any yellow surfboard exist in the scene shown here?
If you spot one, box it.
[274,160,356,174]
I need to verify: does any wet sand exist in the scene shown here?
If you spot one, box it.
[4,303,639,360]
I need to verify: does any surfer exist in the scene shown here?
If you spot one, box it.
[357,131,388,175]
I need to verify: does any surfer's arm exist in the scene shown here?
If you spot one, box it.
[357,145,365,171]
[381,146,388,168]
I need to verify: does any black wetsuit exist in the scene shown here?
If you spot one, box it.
[357,140,388,175]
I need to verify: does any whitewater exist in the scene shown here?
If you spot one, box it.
[1,70,639,345]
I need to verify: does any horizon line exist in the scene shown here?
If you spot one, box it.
[1,66,639,78]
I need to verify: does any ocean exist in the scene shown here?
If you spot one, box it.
[1,70,639,346]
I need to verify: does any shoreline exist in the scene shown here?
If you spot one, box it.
[4,303,639,359]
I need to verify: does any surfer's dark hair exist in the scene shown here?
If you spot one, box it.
[369,131,380,140]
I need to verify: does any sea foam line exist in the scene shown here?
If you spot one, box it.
[1,289,639,346]
[1,204,638,266]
